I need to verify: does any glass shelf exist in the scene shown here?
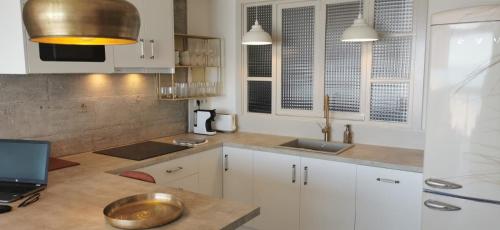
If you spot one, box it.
[157,34,223,101]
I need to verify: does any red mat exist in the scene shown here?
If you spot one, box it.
[48,157,80,171]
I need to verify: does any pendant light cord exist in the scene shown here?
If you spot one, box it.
[358,0,363,19]
[255,6,259,24]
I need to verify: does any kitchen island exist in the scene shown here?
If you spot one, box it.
[2,143,259,230]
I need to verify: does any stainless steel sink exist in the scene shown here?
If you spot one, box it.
[278,139,354,155]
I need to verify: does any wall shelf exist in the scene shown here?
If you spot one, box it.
[157,34,223,101]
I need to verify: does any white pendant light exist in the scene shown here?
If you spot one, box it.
[242,7,272,46]
[342,1,378,42]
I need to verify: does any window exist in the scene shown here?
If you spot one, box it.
[243,0,423,126]
[280,5,316,111]
[325,2,363,113]
[245,5,273,114]
[369,0,414,123]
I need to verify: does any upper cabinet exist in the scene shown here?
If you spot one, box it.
[114,0,175,74]
[0,0,174,74]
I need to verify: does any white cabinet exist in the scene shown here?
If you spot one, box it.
[356,165,422,230]
[114,0,175,73]
[136,148,221,196]
[253,151,300,230]
[300,157,356,230]
[222,147,254,205]
[220,147,422,230]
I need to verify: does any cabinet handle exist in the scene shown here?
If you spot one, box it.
[425,178,462,190]
[150,39,155,59]
[165,167,183,174]
[377,178,400,184]
[139,39,145,59]
[292,164,296,183]
[224,154,229,171]
[424,200,461,211]
[304,166,308,185]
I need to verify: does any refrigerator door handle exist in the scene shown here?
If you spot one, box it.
[424,199,461,211]
[425,178,463,189]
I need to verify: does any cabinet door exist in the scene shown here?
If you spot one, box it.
[198,148,223,198]
[168,174,199,193]
[222,147,254,205]
[300,157,356,230]
[356,166,422,230]
[113,0,146,70]
[142,0,175,70]
[253,151,300,230]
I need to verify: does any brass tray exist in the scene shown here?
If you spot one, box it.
[103,193,184,229]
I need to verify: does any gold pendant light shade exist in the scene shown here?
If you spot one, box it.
[23,0,141,45]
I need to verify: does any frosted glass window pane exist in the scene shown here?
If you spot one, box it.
[374,0,413,33]
[248,81,272,114]
[370,83,409,122]
[281,6,315,110]
[372,36,412,80]
[325,2,362,112]
[247,5,273,77]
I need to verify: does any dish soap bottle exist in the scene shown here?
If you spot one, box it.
[343,124,353,144]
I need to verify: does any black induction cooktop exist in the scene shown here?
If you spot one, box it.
[94,141,190,161]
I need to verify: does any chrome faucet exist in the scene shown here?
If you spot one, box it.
[321,95,331,142]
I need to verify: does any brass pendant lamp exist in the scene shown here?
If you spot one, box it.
[23,0,141,45]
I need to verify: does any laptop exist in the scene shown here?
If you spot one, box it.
[0,139,50,203]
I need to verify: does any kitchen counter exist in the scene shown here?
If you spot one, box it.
[1,132,422,230]
[111,132,423,174]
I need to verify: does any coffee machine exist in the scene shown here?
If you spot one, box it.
[193,109,217,135]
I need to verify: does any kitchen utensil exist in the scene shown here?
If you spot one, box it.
[173,137,208,147]
[175,50,180,65]
[103,193,184,230]
[193,109,217,135]
[214,114,237,133]
[120,171,156,184]
[180,51,190,66]
[48,157,80,171]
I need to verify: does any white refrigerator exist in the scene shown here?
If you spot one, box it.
[423,5,500,230]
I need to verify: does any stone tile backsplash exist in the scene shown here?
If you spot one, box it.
[0,74,187,157]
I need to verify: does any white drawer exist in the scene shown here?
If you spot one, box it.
[138,154,199,185]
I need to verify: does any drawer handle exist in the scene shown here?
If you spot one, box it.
[166,167,183,174]
[139,39,145,59]
[424,200,461,211]
[292,164,296,183]
[224,154,229,171]
[150,39,155,59]
[304,166,308,186]
[377,178,400,184]
[425,179,462,190]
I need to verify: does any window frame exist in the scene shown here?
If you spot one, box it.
[241,0,427,130]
